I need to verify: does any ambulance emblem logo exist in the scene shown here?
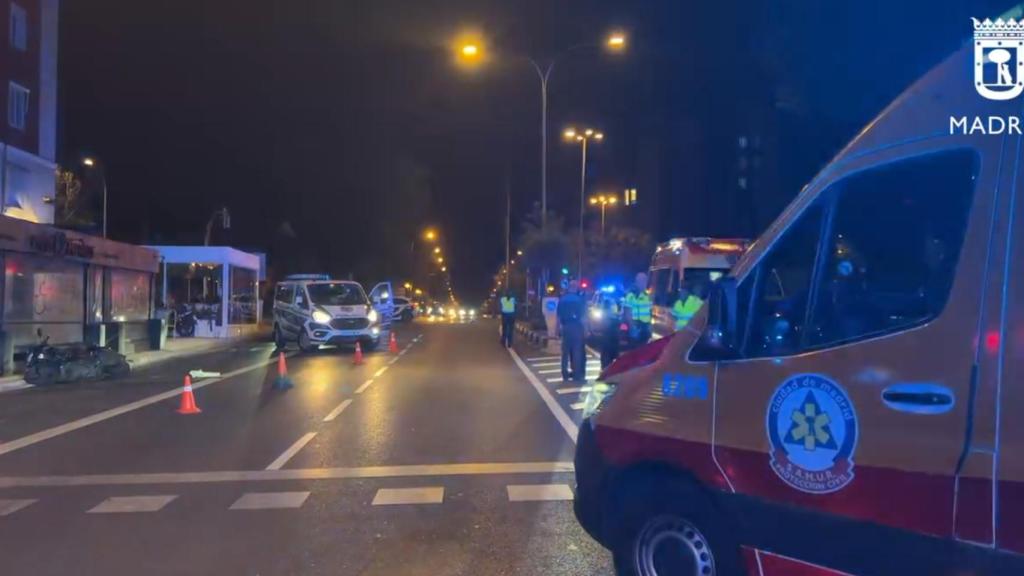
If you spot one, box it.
[973,17,1024,101]
[767,374,858,494]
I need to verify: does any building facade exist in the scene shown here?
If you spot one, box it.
[0,0,57,225]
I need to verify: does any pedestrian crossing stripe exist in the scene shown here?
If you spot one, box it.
[569,402,586,410]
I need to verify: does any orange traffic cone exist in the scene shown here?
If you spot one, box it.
[353,341,364,365]
[273,352,293,390]
[388,332,399,354]
[177,375,202,414]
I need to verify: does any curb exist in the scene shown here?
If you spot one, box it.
[515,321,549,348]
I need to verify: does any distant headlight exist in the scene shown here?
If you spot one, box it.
[459,309,467,316]
[469,309,476,317]
[367,309,379,324]
[590,308,603,320]
[311,308,332,324]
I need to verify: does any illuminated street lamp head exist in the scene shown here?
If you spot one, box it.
[575,135,584,142]
[441,266,447,272]
[608,195,617,204]
[424,229,437,241]
[433,246,441,254]
[437,257,444,264]
[461,44,479,58]
[607,31,627,51]
[594,132,604,141]
[563,128,577,140]
[589,197,599,205]
[516,249,523,256]
[584,128,594,137]
[82,157,96,167]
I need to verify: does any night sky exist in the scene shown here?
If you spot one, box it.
[59,0,1013,302]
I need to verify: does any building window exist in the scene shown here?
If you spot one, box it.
[9,3,26,51]
[109,269,152,322]
[7,82,29,131]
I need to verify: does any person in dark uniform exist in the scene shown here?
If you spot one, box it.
[557,280,586,382]
[598,295,620,369]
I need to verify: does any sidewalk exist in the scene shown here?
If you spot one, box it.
[0,335,259,394]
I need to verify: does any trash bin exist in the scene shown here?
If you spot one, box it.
[148,318,167,351]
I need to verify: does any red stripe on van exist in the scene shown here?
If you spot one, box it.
[595,426,730,491]
[954,475,993,544]
[755,550,854,576]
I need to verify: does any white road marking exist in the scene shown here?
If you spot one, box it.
[249,346,266,352]
[528,356,561,363]
[265,432,317,471]
[557,386,593,395]
[0,498,36,516]
[0,354,293,458]
[355,379,374,394]
[569,402,586,410]
[388,358,398,366]
[547,374,597,383]
[374,366,388,378]
[230,491,310,510]
[507,484,574,502]
[537,364,599,375]
[88,495,177,513]
[323,399,353,422]
[0,462,575,488]
[0,380,32,394]
[372,487,444,506]
[508,348,578,443]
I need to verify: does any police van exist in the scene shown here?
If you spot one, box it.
[272,275,394,352]
[647,238,750,338]
[573,37,1024,576]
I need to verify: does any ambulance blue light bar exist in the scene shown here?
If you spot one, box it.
[284,274,331,281]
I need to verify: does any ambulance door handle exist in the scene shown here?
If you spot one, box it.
[881,384,955,415]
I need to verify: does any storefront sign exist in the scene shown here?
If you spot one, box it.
[28,231,95,260]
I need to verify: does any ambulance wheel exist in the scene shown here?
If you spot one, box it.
[611,474,742,576]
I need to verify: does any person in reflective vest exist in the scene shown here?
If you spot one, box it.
[500,291,516,348]
[673,288,704,331]
[624,272,653,345]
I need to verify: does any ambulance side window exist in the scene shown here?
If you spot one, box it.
[738,203,825,358]
[804,150,979,348]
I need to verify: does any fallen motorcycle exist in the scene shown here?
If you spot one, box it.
[24,337,131,385]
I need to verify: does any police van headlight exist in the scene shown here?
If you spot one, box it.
[590,308,603,320]
[367,309,379,324]
[311,308,332,324]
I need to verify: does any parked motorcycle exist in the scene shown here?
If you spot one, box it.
[24,337,131,386]
[175,305,197,337]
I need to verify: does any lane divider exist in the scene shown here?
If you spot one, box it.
[323,399,353,422]
[355,379,374,394]
[508,348,578,444]
[265,432,317,471]
[373,366,388,378]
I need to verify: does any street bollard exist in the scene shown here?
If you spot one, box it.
[116,322,128,355]
[0,331,13,376]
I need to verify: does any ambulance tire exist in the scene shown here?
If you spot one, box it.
[610,473,742,576]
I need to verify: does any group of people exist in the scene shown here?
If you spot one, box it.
[498,270,709,382]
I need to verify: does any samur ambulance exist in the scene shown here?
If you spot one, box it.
[573,32,1024,576]
[648,238,750,338]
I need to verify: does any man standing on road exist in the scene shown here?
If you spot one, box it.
[624,272,653,346]
[557,280,586,382]
[500,291,517,348]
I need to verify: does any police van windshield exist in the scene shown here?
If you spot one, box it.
[306,283,366,306]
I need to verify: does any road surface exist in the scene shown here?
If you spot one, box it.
[0,319,613,575]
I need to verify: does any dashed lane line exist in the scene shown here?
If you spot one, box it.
[230,491,310,510]
[372,487,444,506]
[265,432,317,471]
[508,348,578,444]
[323,399,353,422]
[0,462,575,488]
[87,495,177,514]
[0,499,36,516]
[507,484,574,502]
[355,379,374,394]
[0,353,295,458]
[373,366,388,378]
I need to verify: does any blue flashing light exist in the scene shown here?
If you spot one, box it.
[561,267,570,275]
[600,285,617,294]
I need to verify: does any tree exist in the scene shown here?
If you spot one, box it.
[55,167,96,231]
[581,222,655,286]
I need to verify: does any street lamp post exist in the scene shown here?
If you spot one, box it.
[82,157,108,238]
[564,127,604,278]
[589,194,618,235]
[455,31,627,231]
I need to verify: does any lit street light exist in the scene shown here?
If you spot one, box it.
[81,157,108,238]
[424,228,438,242]
[589,194,618,235]
[564,126,604,277]
[455,31,626,230]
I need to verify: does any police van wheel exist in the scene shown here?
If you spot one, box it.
[298,331,317,353]
[611,475,741,576]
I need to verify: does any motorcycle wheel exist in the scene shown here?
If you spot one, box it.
[25,365,58,386]
[107,360,131,379]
